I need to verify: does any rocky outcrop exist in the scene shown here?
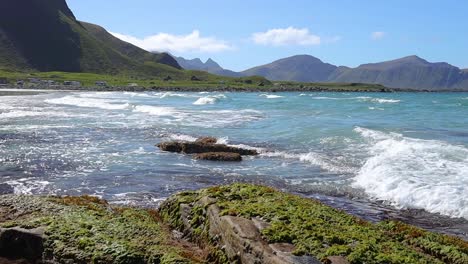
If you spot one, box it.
[157,137,258,162]
[194,152,242,162]
[160,184,468,264]
[0,227,45,262]
[161,195,320,264]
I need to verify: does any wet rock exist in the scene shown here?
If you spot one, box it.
[0,184,14,195]
[0,227,45,262]
[157,141,258,156]
[194,152,242,162]
[195,137,218,145]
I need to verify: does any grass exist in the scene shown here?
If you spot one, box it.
[0,69,389,91]
[162,184,468,264]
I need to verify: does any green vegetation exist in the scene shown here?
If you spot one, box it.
[0,195,202,263]
[0,69,391,91]
[164,184,468,264]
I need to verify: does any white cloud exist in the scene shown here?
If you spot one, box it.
[252,27,321,46]
[110,30,232,53]
[371,31,386,40]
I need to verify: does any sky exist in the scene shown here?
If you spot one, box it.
[67,0,468,71]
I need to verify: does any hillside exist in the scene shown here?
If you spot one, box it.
[0,0,181,76]
[330,56,468,90]
[242,55,337,82]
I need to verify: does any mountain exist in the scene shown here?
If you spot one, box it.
[330,56,468,90]
[241,55,338,82]
[209,54,467,90]
[0,0,181,75]
[174,56,242,77]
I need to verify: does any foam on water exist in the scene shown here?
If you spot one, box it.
[132,105,178,116]
[260,94,284,99]
[193,97,218,105]
[0,110,70,119]
[5,179,50,195]
[353,127,468,219]
[46,95,130,110]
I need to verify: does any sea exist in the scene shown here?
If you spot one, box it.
[1,89,467,238]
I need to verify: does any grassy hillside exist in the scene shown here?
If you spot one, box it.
[0,0,182,77]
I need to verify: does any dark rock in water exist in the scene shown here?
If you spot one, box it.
[194,152,242,162]
[0,227,45,262]
[0,184,14,195]
[195,137,218,145]
[157,141,258,156]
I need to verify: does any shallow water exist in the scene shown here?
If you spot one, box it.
[1,90,467,238]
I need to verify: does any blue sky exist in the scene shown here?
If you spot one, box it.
[67,0,468,71]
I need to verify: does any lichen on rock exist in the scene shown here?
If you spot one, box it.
[160,184,468,264]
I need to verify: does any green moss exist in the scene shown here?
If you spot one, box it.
[166,184,468,264]
[0,195,200,263]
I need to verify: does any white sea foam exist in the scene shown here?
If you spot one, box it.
[353,127,468,219]
[167,134,198,142]
[261,151,355,174]
[46,96,130,110]
[193,97,218,105]
[132,105,178,116]
[5,179,50,195]
[193,94,226,105]
[260,94,284,99]
[357,97,401,104]
[0,110,70,119]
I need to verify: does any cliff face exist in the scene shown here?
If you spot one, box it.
[0,0,181,73]
[0,0,82,71]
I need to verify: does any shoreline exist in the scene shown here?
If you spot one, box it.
[2,85,468,93]
[1,184,467,263]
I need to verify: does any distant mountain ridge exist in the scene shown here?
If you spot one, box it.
[176,55,468,90]
[174,56,242,77]
[0,0,181,75]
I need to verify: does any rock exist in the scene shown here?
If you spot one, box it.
[191,76,201,81]
[194,152,242,162]
[157,141,258,156]
[195,137,218,145]
[0,184,14,195]
[0,227,45,262]
[326,256,350,264]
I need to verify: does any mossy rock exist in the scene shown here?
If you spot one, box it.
[161,184,468,264]
[0,195,202,263]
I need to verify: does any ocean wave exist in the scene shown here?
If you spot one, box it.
[357,97,401,104]
[132,105,178,117]
[193,94,227,105]
[193,97,218,105]
[261,151,356,174]
[46,96,130,110]
[5,179,50,195]
[260,94,284,99]
[353,127,468,219]
[0,110,70,119]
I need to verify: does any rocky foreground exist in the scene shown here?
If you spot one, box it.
[0,184,467,264]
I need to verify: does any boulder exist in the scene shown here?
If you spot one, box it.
[194,152,242,162]
[195,137,218,145]
[0,227,45,262]
[157,141,258,156]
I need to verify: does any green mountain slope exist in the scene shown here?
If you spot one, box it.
[241,55,337,82]
[0,0,181,75]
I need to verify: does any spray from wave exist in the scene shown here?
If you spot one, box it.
[353,127,468,219]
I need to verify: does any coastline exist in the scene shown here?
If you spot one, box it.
[1,184,467,263]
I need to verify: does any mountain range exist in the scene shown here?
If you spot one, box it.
[1,0,467,90]
[176,55,468,91]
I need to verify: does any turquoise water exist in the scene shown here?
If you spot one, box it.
[1,90,467,236]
